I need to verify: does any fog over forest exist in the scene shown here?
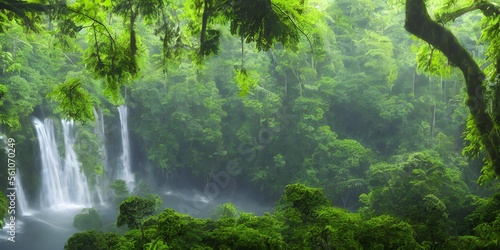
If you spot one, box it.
[1,0,500,249]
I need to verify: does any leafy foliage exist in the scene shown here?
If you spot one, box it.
[110,179,130,205]
[4,0,500,249]
[65,183,426,249]
[357,215,421,249]
[234,69,258,96]
[117,196,161,230]
[48,78,94,123]
[211,202,238,219]
[65,231,120,250]
[361,151,470,245]
[73,208,102,231]
[227,0,302,51]
[0,194,7,228]
[73,124,105,183]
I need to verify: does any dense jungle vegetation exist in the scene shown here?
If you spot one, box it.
[2,0,500,249]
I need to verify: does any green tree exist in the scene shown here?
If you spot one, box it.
[64,231,120,250]
[405,0,500,177]
[185,0,306,57]
[211,202,238,220]
[276,183,361,249]
[110,179,129,205]
[357,215,422,250]
[361,151,470,246]
[0,194,7,228]
[472,215,500,248]
[0,23,50,131]
[73,124,104,184]
[299,126,371,209]
[73,208,102,231]
[466,193,500,229]
[142,208,207,249]
[117,195,162,248]
[0,1,50,33]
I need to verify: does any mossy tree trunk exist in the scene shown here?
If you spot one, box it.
[404,0,500,175]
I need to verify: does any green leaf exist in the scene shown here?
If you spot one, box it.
[234,69,259,96]
[48,78,95,123]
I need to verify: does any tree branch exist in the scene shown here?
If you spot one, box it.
[0,1,55,32]
[436,0,500,23]
[199,0,211,56]
[68,8,116,49]
[405,0,500,175]
[271,2,314,55]
[436,5,478,23]
[477,0,500,17]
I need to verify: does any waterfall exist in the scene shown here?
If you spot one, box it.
[117,105,135,191]
[61,120,92,205]
[33,118,91,209]
[15,171,32,216]
[0,135,32,215]
[93,107,106,146]
[93,107,107,205]
[34,118,64,206]
[94,177,105,206]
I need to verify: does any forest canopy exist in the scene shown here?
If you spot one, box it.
[1,0,498,179]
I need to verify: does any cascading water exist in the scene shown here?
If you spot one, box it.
[117,105,135,191]
[93,107,107,205]
[0,135,31,215]
[62,120,92,206]
[33,118,91,209]
[15,171,31,216]
[93,107,106,142]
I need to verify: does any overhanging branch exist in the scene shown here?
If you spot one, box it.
[436,0,500,23]
[271,3,313,55]
[405,0,500,175]
[0,1,56,31]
